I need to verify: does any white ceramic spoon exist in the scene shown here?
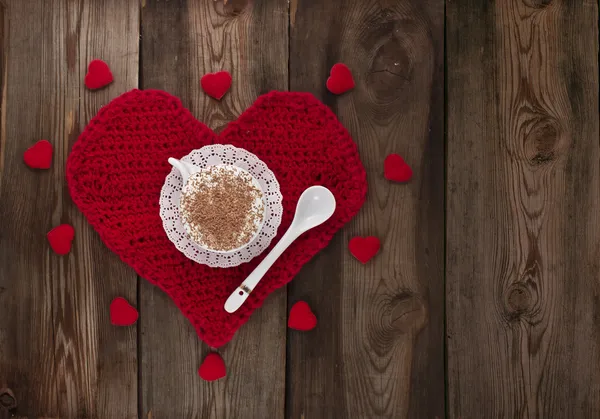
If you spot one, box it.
[224,186,336,313]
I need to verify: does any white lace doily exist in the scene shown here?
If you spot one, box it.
[159,144,283,268]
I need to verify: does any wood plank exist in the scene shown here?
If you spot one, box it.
[0,0,139,417]
[287,0,445,418]
[446,0,600,417]
[139,1,287,417]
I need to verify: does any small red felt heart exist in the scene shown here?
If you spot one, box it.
[288,301,317,331]
[23,140,53,169]
[110,297,139,326]
[47,224,75,255]
[384,154,412,182]
[85,59,114,90]
[200,71,232,100]
[349,236,380,264]
[198,352,226,381]
[326,63,355,95]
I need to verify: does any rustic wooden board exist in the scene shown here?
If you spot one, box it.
[447,0,600,417]
[0,0,140,418]
[287,0,445,418]
[139,1,287,418]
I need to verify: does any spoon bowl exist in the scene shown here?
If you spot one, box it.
[292,186,336,233]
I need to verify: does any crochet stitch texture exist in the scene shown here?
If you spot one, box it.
[66,89,367,347]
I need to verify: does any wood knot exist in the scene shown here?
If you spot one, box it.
[503,259,541,322]
[523,0,552,8]
[0,388,16,411]
[522,117,563,166]
[385,293,427,334]
[215,0,249,16]
[364,14,432,103]
[367,36,412,92]
[506,284,533,314]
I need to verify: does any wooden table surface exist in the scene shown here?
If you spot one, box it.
[0,0,598,418]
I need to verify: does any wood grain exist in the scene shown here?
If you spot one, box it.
[287,0,445,418]
[447,0,600,417]
[139,1,287,417]
[0,0,139,418]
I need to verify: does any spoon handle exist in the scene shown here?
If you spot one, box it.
[224,228,300,313]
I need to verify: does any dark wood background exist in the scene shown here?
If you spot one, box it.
[0,0,597,418]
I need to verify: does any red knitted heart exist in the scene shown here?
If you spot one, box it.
[384,154,412,182]
[110,297,139,326]
[198,353,226,381]
[85,59,113,90]
[47,224,75,255]
[66,89,367,347]
[326,63,355,95]
[348,236,380,263]
[288,301,317,331]
[200,71,232,100]
[24,140,53,169]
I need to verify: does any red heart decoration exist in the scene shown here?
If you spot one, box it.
[348,236,380,264]
[66,89,367,347]
[201,71,232,100]
[384,154,412,182]
[23,140,53,169]
[47,224,75,255]
[288,301,317,331]
[84,59,113,90]
[198,353,226,381]
[110,297,139,326]
[326,63,355,95]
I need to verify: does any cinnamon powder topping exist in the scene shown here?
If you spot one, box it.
[180,166,264,251]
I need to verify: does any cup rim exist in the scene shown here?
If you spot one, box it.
[179,163,266,254]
